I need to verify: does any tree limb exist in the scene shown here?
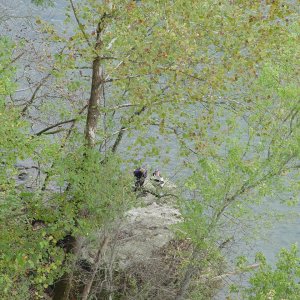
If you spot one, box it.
[41,105,88,191]
[35,118,77,136]
[111,106,146,153]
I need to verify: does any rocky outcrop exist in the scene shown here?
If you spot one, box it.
[79,178,183,298]
[116,201,181,269]
[83,178,181,268]
[114,178,180,264]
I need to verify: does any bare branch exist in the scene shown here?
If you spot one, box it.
[108,97,172,111]
[81,236,109,300]
[111,126,126,153]
[69,0,92,47]
[35,118,76,136]
[111,106,146,153]
[0,51,25,73]
[104,73,151,83]
[41,105,88,191]
[20,73,51,116]
[110,103,138,109]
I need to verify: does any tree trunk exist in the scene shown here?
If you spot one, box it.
[52,237,81,300]
[85,57,104,148]
[53,18,104,299]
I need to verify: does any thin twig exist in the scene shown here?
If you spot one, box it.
[69,0,92,47]
[21,73,51,115]
[0,51,25,73]
[104,73,151,83]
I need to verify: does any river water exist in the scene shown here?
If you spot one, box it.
[2,0,300,298]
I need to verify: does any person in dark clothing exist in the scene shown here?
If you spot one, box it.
[133,166,147,191]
